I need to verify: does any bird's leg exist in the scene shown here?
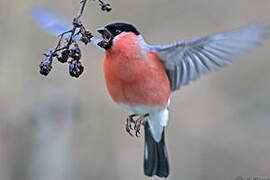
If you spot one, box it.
[134,113,149,137]
[125,114,137,136]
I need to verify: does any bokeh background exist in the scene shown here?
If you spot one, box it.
[1,0,270,179]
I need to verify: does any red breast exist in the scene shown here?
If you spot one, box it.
[104,32,170,108]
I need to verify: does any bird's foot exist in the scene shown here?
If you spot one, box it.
[125,113,149,137]
[134,113,149,137]
[125,114,137,136]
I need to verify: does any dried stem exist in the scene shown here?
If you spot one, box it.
[40,0,111,77]
[78,0,88,19]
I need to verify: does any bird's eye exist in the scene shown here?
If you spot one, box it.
[115,30,122,34]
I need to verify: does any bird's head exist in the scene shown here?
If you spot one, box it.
[97,22,140,50]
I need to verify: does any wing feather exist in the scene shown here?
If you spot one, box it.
[180,60,188,85]
[186,55,197,81]
[31,8,71,35]
[150,20,270,91]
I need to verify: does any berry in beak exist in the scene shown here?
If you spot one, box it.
[97,27,113,49]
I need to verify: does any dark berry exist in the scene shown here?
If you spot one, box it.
[39,58,52,76]
[69,45,81,61]
[57,49,70,63]
[69,60,84,78]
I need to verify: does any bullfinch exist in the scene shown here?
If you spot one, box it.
[32,9,270,178]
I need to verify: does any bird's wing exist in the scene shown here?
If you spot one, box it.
[149,21,270,91]
[31,8,71,35]
[31,8,102,49]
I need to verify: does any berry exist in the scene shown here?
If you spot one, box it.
[57,49,70,63]
[69,45,81,61]
[69,60,84,78]
[39,58,52,76]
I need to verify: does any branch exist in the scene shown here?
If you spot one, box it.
[39,0,111,78]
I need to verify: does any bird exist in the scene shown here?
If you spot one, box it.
[32,9,270,178]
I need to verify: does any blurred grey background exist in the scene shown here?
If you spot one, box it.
[0,0,270,179]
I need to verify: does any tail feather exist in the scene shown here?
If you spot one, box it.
[144,121,169,178]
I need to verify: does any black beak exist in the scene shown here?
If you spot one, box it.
[96,27,105,35]
[97,40,110,49]
[96,27,113,50]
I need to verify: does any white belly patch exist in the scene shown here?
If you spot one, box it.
[119,103,162,115]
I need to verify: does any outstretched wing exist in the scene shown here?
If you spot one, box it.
[31,8,71,35]
[31,8,102,48]
[150,21,270,91]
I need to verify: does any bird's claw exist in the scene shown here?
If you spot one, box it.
[126,127,133,137]
[125,114,137,137]
[125,113,149,137]
[134,116,145,137]
[135,128,141,137]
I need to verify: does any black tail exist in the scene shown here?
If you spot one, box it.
[144,121,169,178]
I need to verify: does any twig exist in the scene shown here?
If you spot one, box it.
[39,0,111,77]
[78,0,88,19]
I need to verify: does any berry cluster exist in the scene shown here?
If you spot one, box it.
[40,44,85,78]
[40,36,88,78]
[39,0,111,78]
